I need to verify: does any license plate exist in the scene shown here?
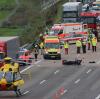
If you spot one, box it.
[51,56,55,58]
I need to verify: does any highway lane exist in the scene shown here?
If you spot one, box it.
[1,53,100,99]
[59,66,100,99]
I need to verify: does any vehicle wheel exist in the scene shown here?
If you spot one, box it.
[43,55,47,59]
[58,55,61,60]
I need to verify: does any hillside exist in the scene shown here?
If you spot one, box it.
[0,0,68,44]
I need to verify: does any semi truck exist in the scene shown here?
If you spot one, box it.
[62,2,82,23]
[43,36,61,59]
[0,36,20,67]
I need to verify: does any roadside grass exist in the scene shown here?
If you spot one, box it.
[0,11,11,21]
[0,28,24,36]
[0,0,15,6]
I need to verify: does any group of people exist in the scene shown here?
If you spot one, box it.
[64,35,97,55]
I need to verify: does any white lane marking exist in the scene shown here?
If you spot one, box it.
[37,65,40,67]
[75,79,80,84]
[54,70,60,74]
[22,91,29,95]
[95,94,100,99]
[34,60,42,64]
[86,69,92,74]
[20,60,42,73]
[40,80,46,84]
[20,65,33,73]
[61,89,68,95]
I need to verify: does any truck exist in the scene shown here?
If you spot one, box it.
[0,36,20,67]
[43,36,61,59]
[62,2,82,23]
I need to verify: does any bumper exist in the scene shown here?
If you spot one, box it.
[43,53,61,59]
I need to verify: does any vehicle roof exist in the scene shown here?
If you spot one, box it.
[63,2,81,7]
[0,36,18,42]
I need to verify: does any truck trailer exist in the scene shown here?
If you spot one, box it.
[0,36,20,60]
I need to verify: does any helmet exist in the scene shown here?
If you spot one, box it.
[4,57,12,61]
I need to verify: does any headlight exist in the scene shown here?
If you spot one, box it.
[57,51,60,54]
[45,51,48,54]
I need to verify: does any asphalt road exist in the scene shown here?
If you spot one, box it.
[1,47,100,99]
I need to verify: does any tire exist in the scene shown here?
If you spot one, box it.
[58,55,61,60]
[43,55,47,59]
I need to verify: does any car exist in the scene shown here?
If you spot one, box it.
[17,51,33,66]
[0,71,24,96]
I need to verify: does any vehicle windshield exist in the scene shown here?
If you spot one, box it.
[45,43,60,49]
[18,51,25,57]
[62,11,77,18]
[0,71,4,80]
[0,53,4,59]
[81,17,96,24]
[5,72,13,83]
[50,30,63,35]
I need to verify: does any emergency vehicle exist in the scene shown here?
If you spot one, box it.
[0,71,24,96]
[50,24,64,35]
[43,36,61,59]
[61,23,87,43]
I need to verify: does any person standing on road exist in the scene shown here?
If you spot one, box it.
[91,37,97,52]
[33,48,39,61]
[87,37,91,50]
[39,42,44,55]
[64,41,69,55]
[82,40,86,53]
[76,39,82,54]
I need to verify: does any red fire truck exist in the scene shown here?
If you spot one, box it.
[80,12,100,29]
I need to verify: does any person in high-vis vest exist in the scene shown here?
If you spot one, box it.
[64,41,69,55]
[76,39,82,54]
[91,37,97,52]
[82,40,87,53]
[87,37,91,50]
[39,42,44,55]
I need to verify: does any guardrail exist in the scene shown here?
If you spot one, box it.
[41,0,61,11]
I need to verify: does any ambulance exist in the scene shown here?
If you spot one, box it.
[43,36,61,59]
[61,23,88,43]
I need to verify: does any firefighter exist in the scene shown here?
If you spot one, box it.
[91,37,97,52]
[76,39,82,54]
[82,40,86,53]
[64,41,69,55]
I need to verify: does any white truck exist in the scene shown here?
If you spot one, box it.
[62,2,82,23]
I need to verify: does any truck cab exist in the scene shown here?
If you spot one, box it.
[43,36,61,59]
